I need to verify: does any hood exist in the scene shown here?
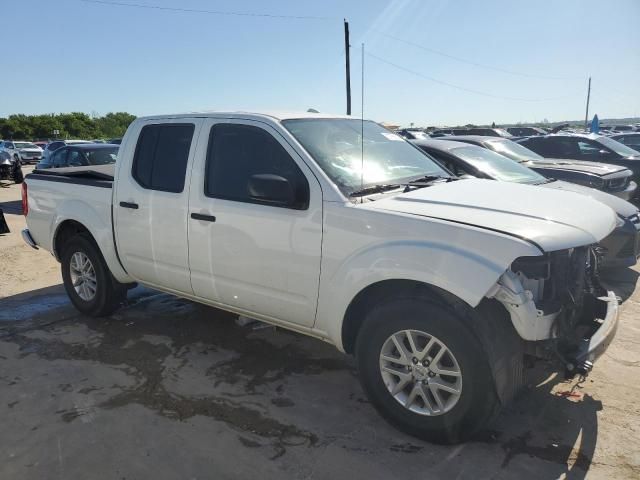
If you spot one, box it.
[360,179,616,252]
[542,180,638,218]
[526,158,628,176]
[19,147,43,153]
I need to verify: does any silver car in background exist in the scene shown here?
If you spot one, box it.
[0,141,43,164]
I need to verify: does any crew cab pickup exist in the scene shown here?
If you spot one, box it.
[22,112,620,444]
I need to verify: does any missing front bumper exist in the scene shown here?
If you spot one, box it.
[565,290,619,375]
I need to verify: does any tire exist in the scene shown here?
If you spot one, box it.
[61,234,126,316]
[355,294,499,444]
[12,163,23,184]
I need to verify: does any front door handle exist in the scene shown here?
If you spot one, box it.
[119,201,139,209]
[190,212,216,222]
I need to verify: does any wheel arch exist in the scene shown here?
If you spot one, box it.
[52,217,131,284]
[341,279,461,354]
[341,279,525,406]
[53,219,94,260]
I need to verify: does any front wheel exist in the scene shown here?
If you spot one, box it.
[355,295,500,444]
[61,235,126,316]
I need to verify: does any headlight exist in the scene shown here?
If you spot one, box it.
[590,177,605,188]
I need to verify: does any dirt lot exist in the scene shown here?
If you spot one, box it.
[1,172,639,479]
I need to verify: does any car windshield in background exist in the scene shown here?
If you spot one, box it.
[283,119,449,194]
[15,142,37,149]
[597,136,640,157]
[451,146,546,184]
[485,139,544,162]
[86,147,118,165]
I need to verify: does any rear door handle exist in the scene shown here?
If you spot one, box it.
[190,213,216,222]
[119,201,139,209]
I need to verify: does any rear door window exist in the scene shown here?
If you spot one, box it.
[132,123,195,193]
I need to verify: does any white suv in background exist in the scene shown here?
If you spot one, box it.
[1,141,43,164]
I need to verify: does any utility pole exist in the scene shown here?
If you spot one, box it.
[584,76,591,130]
[344,19,351,115]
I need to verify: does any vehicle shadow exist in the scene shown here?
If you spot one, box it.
[0,199,23,215]
[479,363,601,480]
[0,284,69,325]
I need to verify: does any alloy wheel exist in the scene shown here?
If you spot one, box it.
[69,252,97,301]
[379,329,462,416]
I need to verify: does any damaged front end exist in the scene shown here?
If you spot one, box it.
[488,246,619,376]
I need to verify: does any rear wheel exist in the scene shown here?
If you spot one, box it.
[61,235,126,316]
[355,294,499,444]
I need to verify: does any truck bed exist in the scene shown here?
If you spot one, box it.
[24,165,115,255]
[29,164,115,187]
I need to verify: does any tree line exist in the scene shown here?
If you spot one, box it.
[0,112,137,140]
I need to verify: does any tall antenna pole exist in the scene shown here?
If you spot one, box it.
[584,76,591,130]
[360,43,365,202]
[344,19,352,115]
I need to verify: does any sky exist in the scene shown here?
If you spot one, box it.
[2,0,639,126]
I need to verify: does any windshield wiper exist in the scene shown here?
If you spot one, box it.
[408,174,454,184]
[348,184,402,198]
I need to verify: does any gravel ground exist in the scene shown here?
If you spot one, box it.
[1,173,639,479]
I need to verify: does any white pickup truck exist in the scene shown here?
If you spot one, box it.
[21,111,620,443]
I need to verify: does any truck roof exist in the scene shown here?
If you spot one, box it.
[136,110,355,122]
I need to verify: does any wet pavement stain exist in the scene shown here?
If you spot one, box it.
[390,443,424,454]
[1,297,347,458]
[271,397,295,408]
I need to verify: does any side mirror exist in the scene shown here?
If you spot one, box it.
[248,174,296,208]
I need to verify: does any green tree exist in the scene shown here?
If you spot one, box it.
[0,112,136,139]
[95,112,136,138]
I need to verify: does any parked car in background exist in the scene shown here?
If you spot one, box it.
[506,126,547,137]
[609,125,637,133]
[430,128,468,136]
[519,134,640,197]
[397,128,430,140]
[22,111,620,443]
[42,139,93,162]
[430,127,512,138]
[0,140,43,164]
[107,138,122,145]
[413,138,640,268]
[33,141,49,150]
[464,127,512,138]
[36,144,118,169]
[451,135,637,200]
[610,133,640,153]
[0,150,23,183]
